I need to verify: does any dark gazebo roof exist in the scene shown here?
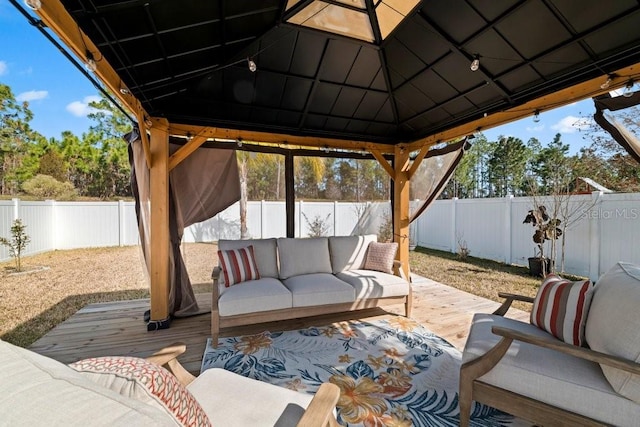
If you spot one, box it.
[54,0,640,145]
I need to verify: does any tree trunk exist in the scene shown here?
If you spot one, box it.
[239,156,248,239]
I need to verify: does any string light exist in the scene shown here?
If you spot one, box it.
[623,80,634,98]
[470,55,480,72]
[24,0,41,10]
[533,110,541,123]
[600,75,613,90]
[119,87,130,95]
[85,51,97,72]
[247,58,257,73]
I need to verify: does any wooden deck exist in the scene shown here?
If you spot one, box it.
[29,276,529,374]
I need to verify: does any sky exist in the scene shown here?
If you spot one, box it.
[0,1,598,154]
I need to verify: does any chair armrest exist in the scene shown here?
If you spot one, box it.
[296,382,341,427]
[212,266,221,281]
[492,292,535,316]
[146,342,197,386]
[491,326,640,376]
[393,260,409,281]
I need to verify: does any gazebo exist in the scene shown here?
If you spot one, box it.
[19,0,640,328]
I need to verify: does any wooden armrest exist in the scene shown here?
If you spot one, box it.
[493,293,535,316]
[296,383,341,427]
[212,266,221,280]
[393,260,409,281]
[145,342,197,386]
[491,326,640,376]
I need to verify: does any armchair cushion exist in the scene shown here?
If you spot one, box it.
[363,241,398,274]
[586,262,640,404]
[217,245,260,287]
[70,356,211,427]
[463,313,640,426]
[530,274,593,346]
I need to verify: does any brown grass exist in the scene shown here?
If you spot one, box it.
[0,243,216,347]
[2,243,570,349]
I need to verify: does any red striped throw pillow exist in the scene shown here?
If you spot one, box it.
[217,245,260,287]
[530,274,594,347]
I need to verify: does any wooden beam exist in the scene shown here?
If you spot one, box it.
[369,149,395,179]
[35,0,149,123]
[168,135,208,171]
[393,145,411,279]
[407,143,431,180]
[149,118,170,323]
[168,123,397,154]
[405,62,640,152]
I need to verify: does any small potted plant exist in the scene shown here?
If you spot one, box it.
[523,205,562,276]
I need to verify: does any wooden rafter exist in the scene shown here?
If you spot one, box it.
[168,135,209,171]
[406,63,640,152]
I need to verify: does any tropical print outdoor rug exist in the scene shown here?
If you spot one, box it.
[201,318,524,426]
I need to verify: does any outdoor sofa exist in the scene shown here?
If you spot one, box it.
[459,261,640,426]
[211,234,412,347]
[0,339,339,426]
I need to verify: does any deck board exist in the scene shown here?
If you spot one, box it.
[29,276,529,375]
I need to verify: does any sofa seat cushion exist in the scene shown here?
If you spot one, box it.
[277,237,332,279]
[336,269,409,299]
[282,273,355,307]
[219,238,278,279]
[328,234,377,273]
[463,313,640,426]
[586,262,640,404]
[219,278,292,316]
[0,340,178,426]
[188,368,313,427]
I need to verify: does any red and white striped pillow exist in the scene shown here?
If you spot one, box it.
[217,245,260,287]
[530,274,594,347]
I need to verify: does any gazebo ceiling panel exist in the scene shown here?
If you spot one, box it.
[51,0,640,145]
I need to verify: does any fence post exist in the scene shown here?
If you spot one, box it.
[334,201,338,236]
[12,198,19,220]
[298,200,303,238]
[450,197,458,253]
[504,195,513,264]
[118,200,126,246]
[260,200,265,238]
[48,199,56,250]
[589,191,603,282]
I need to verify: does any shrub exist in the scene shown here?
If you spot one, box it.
[0,219,30,272]
[22,174,77,200]
[302,212,331,237]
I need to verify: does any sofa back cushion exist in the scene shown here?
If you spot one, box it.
[586,262,640,403]
[0,340,178,426]
[328,234,377,274]
[219,238,278,279]
[277,237,332,279]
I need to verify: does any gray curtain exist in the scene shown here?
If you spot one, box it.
[129,133,240,319]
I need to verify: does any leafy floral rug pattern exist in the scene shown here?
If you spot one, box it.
[201,318,522,426]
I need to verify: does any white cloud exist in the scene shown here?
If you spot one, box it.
[66,95,102,117]
[551,115,592,134]
[526,125,545,132]
[0,61,7,76]
[16,90,48,102]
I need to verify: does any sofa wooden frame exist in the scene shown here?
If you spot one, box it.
[210,260,412,347]
[459,292,640,427]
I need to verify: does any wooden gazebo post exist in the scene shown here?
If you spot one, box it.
[148,118,171,325]
[393,144,411,279]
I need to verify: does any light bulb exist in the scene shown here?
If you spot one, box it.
[470,55,480,72]
[237,139,243,148]
[623,80,634,98]
[24,0,41,10]
[247,58,257,73]
[85,51,97,72]
[120,87,130,95]
[600,76,613,90]
[533,110,540,123]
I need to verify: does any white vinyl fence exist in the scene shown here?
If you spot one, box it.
[2,193,639,281]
